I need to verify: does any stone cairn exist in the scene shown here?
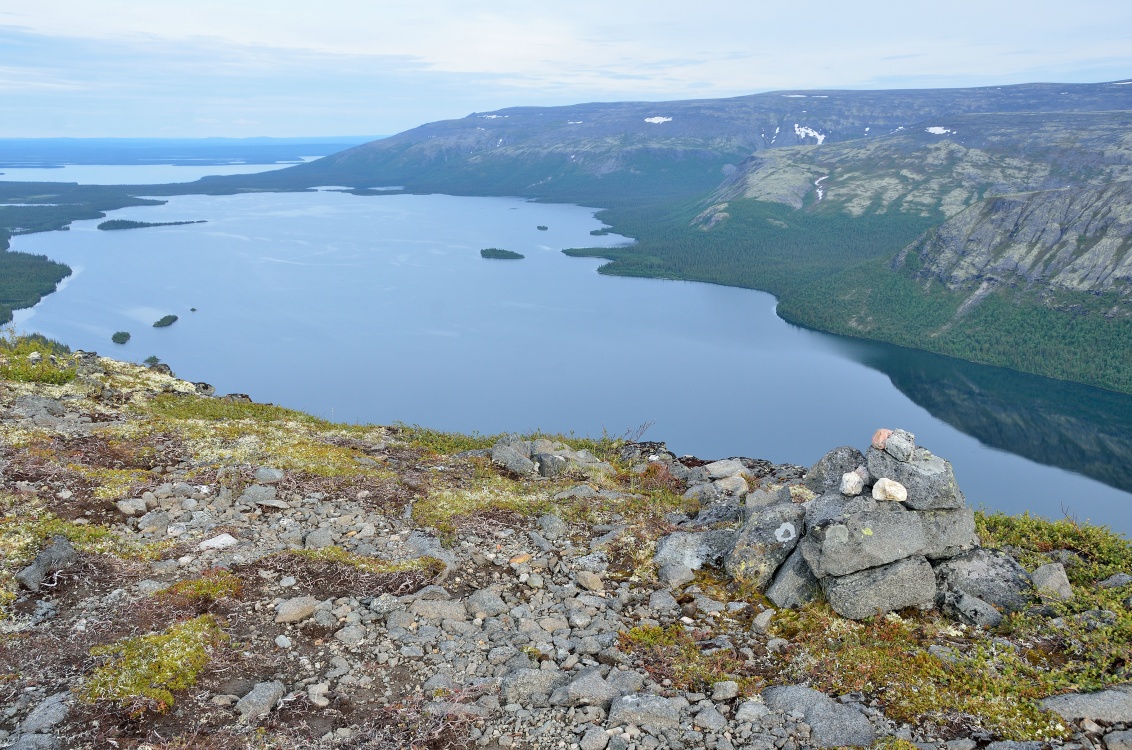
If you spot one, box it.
[648,428,1046,625]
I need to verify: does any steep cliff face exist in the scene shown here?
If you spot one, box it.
[709,111,1132,218]
[898,182,1132,304]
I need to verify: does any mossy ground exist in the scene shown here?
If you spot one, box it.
[78,614,228,713]
[1,334,1130,747]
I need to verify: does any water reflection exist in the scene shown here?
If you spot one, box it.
[840,336,1132,495]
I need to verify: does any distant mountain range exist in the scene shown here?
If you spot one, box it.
[3,80,1131,392]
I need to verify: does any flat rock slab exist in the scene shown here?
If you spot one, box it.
[236,681,285,722]
[607,693,680,728]
[762,685,875,748]
[803,509,928,578]
[824,556,936,619]
[1041,687,1132,723]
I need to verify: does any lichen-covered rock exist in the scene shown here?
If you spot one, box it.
[804,446,866,495]
[800,509,927,578]
[765,546,821,608]
[823,556,937,619]
[654,529,737,571]
[935,548,1034,624]
[723,503,805,588]
[16,536,77,592]
[917,506,978,559]
[867,446,965,510]
[762,685,876,748]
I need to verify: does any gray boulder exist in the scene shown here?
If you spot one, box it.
[534,453,568,478]
[803,493,878,532]
[1041,686,1132,722]
[551,668,618,709]
[654,529,737,571]
[236,681,285,722]
[823,556,937,619]
[800,510,927,578]
[1031,563,1074,601]
[500,668,567,706]
[466,588,508,617]
[866,446,965,510]
[723,503,805,589]
[607,693,681,728]
[918,507,978,559]
[935,548,1033,624]
[765,546,822,608]
[303,527,335,549]
[491,444,537,476]
[16,536,77,592]
[761,685,875,748]
[883,429,916,462]
[804,446,866,495]
[20,693,69,734]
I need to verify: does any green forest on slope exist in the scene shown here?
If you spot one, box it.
[565,198,1132,394]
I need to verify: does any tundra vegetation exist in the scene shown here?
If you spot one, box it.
[0,331,1127,748]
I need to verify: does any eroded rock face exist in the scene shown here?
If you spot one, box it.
[723,503,805,589]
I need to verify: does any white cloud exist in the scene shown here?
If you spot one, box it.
[1,1,1131,135]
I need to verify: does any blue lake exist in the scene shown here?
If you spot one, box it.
[11,188,1132,535]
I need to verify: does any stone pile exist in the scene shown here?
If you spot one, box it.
[652,428,1041,623]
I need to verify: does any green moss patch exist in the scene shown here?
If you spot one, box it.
[78,615,228,713]
[620,624,763,696]
[772,605,1071,741]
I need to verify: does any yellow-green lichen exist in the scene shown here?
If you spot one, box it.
[620,624,762,696]
[772,605,1071,741]
[78,614,228,712]
[156,569,242,606]
[290,546,444,576]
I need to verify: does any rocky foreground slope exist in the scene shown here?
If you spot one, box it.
[1,343,1131,750]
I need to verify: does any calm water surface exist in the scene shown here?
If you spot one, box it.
[11,189,1132,535]
[0,161,312,184]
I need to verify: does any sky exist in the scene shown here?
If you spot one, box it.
[2,1,1130,138]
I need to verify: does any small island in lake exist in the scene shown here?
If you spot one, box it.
[152,315,178,328]
[111,331,130,344]
[98,219,206,231]
[536,225,548,231]
[480,248,525,260]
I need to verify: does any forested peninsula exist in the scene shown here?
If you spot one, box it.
[2,80,1131,391]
